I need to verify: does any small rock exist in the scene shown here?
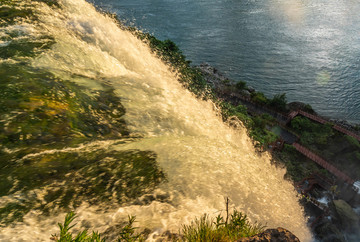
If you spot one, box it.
[237,227,300,242]
[247,86,256,93]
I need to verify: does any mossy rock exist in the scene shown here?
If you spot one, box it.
[333,200,360,231]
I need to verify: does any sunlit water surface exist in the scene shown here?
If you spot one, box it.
[92,0,360,124]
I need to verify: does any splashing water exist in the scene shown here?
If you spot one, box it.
[0,0,312,241]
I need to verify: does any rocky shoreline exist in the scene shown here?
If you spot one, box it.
[237,228,300,242]
[198,62,360,132]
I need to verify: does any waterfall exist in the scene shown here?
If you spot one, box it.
[0,0,311,241]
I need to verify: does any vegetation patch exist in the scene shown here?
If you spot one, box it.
[51,207,264,242]
[274,144,328,182]
[289,116,360,180]
[182,210,264,241]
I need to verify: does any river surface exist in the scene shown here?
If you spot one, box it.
[92,0,360,124]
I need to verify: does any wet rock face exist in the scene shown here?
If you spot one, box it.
[237,227,300,242]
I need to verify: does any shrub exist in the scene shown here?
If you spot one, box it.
[51,211,105,242]
[52,212,143,242]
[345,136,360,148]
[53,209,264,242]
[250,92,268,105]
[117,216,143,242]
[303,104,315,114]
[269,93,287,112]
[235,81,247,91]
[218,101,253,127]
[290,117,333,146]
[182,210,264,241]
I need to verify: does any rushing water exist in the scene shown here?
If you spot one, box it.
[0,0,311,241]
[91,0,360,124]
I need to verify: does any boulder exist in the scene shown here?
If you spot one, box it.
[333,199,360,230]
[237,227,300,242]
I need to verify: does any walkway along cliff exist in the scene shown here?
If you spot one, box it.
[198,63,359,187]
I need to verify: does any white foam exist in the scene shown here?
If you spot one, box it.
[0,0,313,241]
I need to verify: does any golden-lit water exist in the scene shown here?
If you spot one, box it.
[0,0,312,241]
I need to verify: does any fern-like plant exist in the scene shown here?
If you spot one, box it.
[51,212,143,242]
[117,215,143,242]
[51,211,105,242]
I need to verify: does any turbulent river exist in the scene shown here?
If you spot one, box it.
[0,0,311,241]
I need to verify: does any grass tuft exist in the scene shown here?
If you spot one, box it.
[52,206,264,241]
[182,210,265,242]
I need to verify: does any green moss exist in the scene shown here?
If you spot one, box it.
[0,150,166,225]
[0,64,129,158]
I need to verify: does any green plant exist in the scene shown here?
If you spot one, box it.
[303,104,315,114]
[118,216,143,242]
[250,92,268,105]
[345,135,360,148]
[290,117,334,147]
[182,211,264,241]
[235,81,247,91]
[53,206,264,242]
[182,199,265,241]
[51,212,144,242]
[221,79,231,85]
[51,211,105,242]
[269,93,287,112]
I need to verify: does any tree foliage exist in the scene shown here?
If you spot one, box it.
[269,93,287,112]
